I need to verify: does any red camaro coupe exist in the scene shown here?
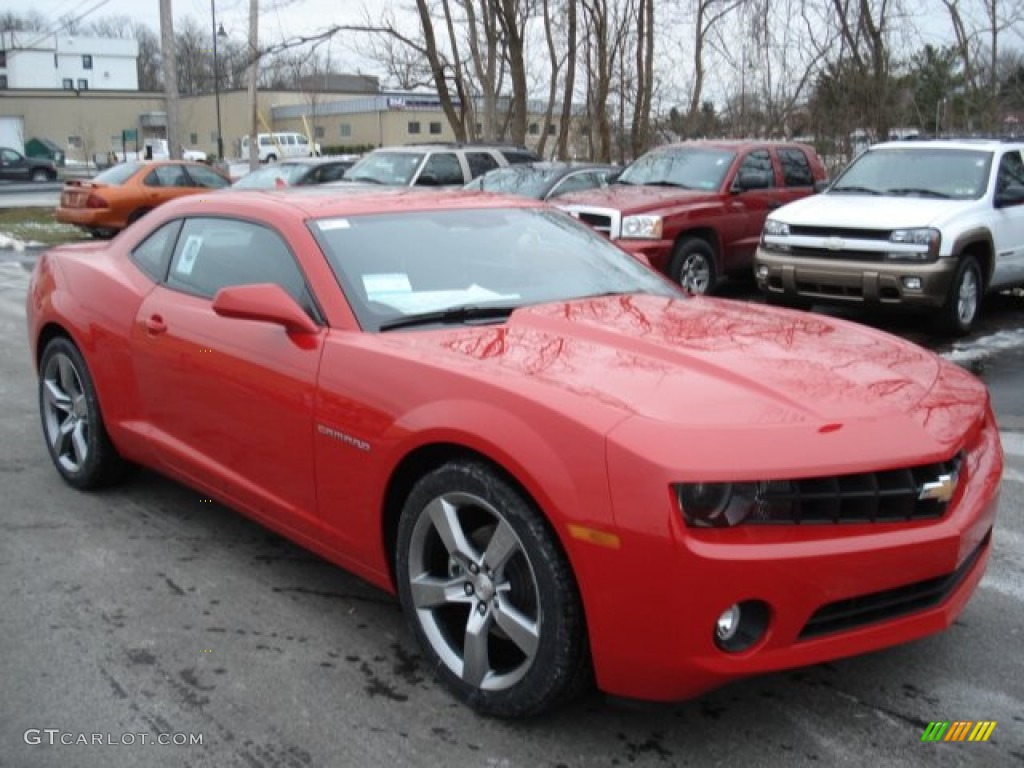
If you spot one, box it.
[26,189,1002,717]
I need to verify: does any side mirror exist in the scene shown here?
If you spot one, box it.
[995,183,1024,208]
[734,169,773,192]
[212,283,318,335]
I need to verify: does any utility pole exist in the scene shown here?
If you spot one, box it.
[159,0,181,160]
[247,0,259,170]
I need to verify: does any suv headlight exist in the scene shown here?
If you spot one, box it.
[762,219,791,237]
[886,228,940,261]
[621,215,663,239]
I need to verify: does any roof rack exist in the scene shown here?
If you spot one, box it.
[404,141,535,151]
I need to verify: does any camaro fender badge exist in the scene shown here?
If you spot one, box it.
[918,472,958,503]
[824,236,845,251]
[317,423,371,452]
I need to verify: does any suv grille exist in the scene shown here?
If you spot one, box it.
[748,453,963,525]
[576,212,614,235]
[799,532,989,639]
[789,226,892,240]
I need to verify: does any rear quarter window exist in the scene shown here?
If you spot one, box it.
[778,148,815,187]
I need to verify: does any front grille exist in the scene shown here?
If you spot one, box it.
[576,212,613,235]
[789,225,892,240]
[789,246,886,262]
[748,453,963,525]
[798,532,990,639]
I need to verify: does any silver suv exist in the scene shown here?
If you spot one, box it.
[340,143,539,188]
[755,139,1024,333]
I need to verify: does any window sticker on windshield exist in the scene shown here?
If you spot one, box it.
[319,218,351,231]
[175,235,203,276]
[364,273,413,300]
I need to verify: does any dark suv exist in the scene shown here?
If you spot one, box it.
[340,143,540,188]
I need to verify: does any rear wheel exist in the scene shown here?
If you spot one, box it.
[939,255,982,335]
[669,237,718,295]
[265,153,277,163]
[38,337,129,490]
[127,207,152,225]
[31,169,51,182]
[396,460,589,717]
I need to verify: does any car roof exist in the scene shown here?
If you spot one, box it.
[868,139,1024,152]
[658,139,813,151]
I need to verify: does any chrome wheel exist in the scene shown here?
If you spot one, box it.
[407,491,540,691]
[956,268,979,326]
[42,351,90,474]
[680,252,712,294]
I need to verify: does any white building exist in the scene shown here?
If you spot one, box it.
[0,32,139,91]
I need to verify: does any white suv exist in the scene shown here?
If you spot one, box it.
[340,143,539,187]
[755,139,1024,333]
[240,132,322,163]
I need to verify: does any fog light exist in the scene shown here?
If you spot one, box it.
[713,599,770,652]
[756,265,769,278]
[902,276,923,290]
[716,604,741,642]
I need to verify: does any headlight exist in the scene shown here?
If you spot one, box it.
[886,228,940,261]
[762,219,791,237]
[621,215,663,239]
[675,482,761,527]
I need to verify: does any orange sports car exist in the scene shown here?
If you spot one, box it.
[56,160,230,238]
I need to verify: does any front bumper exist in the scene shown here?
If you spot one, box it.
[616,239,674,273]
[55,207,113,229]
[754,247,959,308]
[581,409,1002,702]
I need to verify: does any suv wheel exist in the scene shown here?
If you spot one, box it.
[940,255,981,335]
[669,237,717,295]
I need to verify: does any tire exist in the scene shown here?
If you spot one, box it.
[127,208,152,225]
[669,237,718,295]
[266,153,277,163]
[395,460,590,717]
[38,337,129,490]
[87,227,117,240]
[31,169,51,182]
[939,255,982,335]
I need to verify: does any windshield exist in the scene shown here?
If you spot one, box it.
[94,162,144,185]
[616,147,735,190]
[344,151,426,185]
[310,207,680,331]
[468,167,562,198]
[831,148,992,199]
[232,164,308,188]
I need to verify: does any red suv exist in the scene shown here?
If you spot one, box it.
[558,140,827,294]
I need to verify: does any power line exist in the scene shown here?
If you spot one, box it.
[15,0,116,51]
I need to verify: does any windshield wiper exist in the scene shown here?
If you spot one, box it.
[344,176,385,184]
[829,185,881,195]
[885,187,951,199]
[643,180,694,189]
[377,304,518,332]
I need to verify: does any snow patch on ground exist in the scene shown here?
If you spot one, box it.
[942,328,1024,364]
[0,232,42,251]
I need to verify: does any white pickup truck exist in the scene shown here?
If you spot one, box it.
[102,139,207,165]
[755,139,1024,333]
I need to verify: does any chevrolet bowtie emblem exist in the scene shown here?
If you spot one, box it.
[824,236,845,251]
[918,472,958,503]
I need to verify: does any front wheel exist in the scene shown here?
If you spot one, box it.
[31,169,52,182]
[669,237,718,295]
[396,460,589,717]
[939,255,982,335]
[38,337,129,489]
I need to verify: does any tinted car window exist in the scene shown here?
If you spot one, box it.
[166,218,309,305]
[185,165,229,189]
[94,162,143,185]
[130,220,181,282]
[418,153,464,185]
[778,148,814,187]
[145,165,190,188]
[550,172,603,198]
[738,150,774,183]
[466,152,500,179]
[996,150,1024,193]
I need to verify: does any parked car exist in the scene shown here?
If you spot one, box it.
[557,140,827,294]
[463,161,619,200]
[755,138,1024,334]
[55,160,230,238]
[0,146,58,182]
[27,189,1001,717]
[231,157,356,189]
[340,143,540,188]
[240,132,322,163]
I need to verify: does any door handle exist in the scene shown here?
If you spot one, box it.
[145,314,167,335]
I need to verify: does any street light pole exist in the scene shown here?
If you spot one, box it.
[211,0,224,161]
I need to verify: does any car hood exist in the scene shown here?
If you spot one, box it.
[384,295,979,433]
[557,184,717,214]
[773,192,969,229]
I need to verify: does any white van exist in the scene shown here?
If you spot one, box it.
[240,132,321,163]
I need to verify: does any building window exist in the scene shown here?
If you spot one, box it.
[0,51,6,68]
[82,55,93,70]
[408,121,421,135]
[62,79,74,90]
[547,124,556,135]
[0,75,7,90]
[189,133,198,145]
[475,122,482,135]
[314,125,325,139]
[67,136,83,149]
[340,123,352,137]
[77,79,88,90]
[429,121,442,135]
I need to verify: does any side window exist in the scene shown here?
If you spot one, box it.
[996,151,1024,193]
[466,152,499,179]
[418,153,464,185]
[737,150,775,188]
[185,165,229,189]
[778,148,814,187]
[144,165,190,188]
[549,172,600,199]
[260,136,272,146]
[130,220,181,282]
[165,218,311,311]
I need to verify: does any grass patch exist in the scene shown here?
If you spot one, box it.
[0,207,89,245]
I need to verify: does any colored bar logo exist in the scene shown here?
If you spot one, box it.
[921,721,996,742]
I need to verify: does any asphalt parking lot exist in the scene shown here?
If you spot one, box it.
[1,253,1022,768]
